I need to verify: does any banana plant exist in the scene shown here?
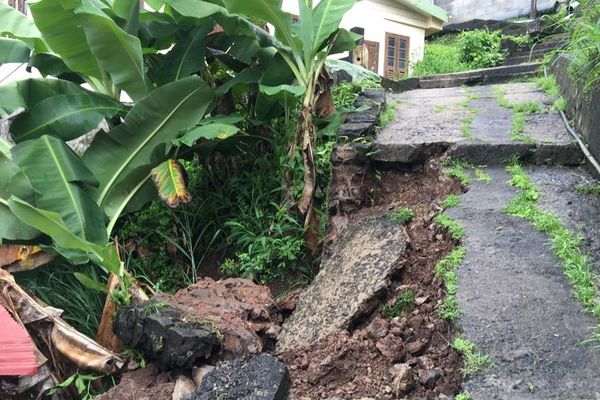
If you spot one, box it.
[0,0,274,281]
[220,0,359,232]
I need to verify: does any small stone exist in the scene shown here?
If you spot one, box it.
[418,369,441,389]
[376,336,405,363]
[366,316,390,340]
[415,296,429,305]
[390,363,414,396]
[406,340,427,355]
[192,365,215,386]
[172,376,195,400]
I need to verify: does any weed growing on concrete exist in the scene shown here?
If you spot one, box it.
[436,247,466,320]
[505,162,600,321]
[376,100,400,131]
[434,104,446,113]
[382,290,415,319]
[455,392,471,400]
[577,183,600,195]
[533,75,567,111]
[435,214,466,240]
[474,169,492,183]
[443,159,472,186]
[452,337,493,377]
[461,115,475,139]
[443,195,461,209]
[390,208,415,224]
[493,86,540,143]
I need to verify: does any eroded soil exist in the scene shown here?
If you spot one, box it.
[281,159,466,399]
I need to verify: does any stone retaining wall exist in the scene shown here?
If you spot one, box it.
[551,54,600,169]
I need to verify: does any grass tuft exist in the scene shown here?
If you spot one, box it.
[443,195,461,209]
[436,247,466,320]
[475,168,492,183]
[390,208,415,224]
[455,392,472,400]
[443,159,472,187]
[494,85,541,143]
[435,214,466,240]
[577,183,600,195]
[382,291,415,319]
[505,162,600,322]
[376,100,400,131]
[452,337,493,377]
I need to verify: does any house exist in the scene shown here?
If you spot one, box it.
[434,0,561,24]
[281,0,448,78]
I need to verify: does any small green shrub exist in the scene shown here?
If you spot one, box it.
[382,291,415,319]
[412,35,468,77]
[443,195,461,209]
[331,80,380,112]
[458,29,505,69]
[434,214,466,240]
[452,337,493,376]
[390,208,415,224]
[376,100,400,130]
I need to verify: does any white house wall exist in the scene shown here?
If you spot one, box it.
[281,0,430,76]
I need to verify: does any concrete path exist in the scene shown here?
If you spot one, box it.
[378,82,600,399]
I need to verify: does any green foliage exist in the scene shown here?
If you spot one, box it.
[382,290,415,319]
[443,159,472,187]
[505,162,600,319]
[504,34,533,49]
[455,392,472,400]
[533,75,567,111]
[434,214,466,241]
[48,371,103,400]
[458,29,505,69]
[331,80,380,111]
[494,86,540,142]
[376,100,400,131]
[390,208,415,224]
[475,169,492,183]
[452,337,493,377]
[411,35,468,77]
[563,0,600,91]
[436,247,466,320]
[577,183,600,194]
[461,114,475,139]
[17,262,105,338]
[443,195,461,209]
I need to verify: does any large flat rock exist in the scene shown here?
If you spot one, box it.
[276,214,407,353]
[448,167,600,399]
[374,83,582,166]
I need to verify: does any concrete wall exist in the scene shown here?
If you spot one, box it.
[434,0,555,24]
[282,0,434,76]
[551,55,600,170]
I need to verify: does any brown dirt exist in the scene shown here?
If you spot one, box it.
[280,159,466,399]
[95,364,176,400]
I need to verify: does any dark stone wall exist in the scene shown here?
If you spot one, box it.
[551,54,600,166]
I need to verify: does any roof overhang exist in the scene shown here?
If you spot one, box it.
[396,0,449,24]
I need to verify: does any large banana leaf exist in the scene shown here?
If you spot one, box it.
[83,76,215,223]
[0,78,95,116]
[312,0,357,53]
[0,38,31,64]
[0,2,47,52]
[154,23,213,85]
[112,0,140,35]
[27,53,85,84]
[10,93,126,142]
[29,0,102,79]
[7,197,119,274]
[0,150,39,241]
[74,1,149,101]
[12,135,108,244]
[174,123,239,147]
[166,0,225,19]
[221,0,298,51]
[151,159,191,208]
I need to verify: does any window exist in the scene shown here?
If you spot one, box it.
[8,0,27,14]
[385,33,410,79]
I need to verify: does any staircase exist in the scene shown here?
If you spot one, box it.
[502,34,570,66]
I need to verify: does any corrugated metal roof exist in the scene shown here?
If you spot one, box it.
[0,304,38,376]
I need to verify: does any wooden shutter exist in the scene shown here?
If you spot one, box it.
[385,33,410,79]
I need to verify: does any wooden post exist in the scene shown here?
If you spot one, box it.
[530,0,538,19]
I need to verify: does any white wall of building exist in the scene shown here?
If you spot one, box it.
[281,0,432,76]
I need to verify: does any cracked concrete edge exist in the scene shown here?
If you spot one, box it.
[371,141,583,166]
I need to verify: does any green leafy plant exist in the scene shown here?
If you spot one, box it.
[505,161,600,319]
[435,214,466,241]
[443,195,461,209]
[376,100,400,131]
[411,34,468,77]
[455,392,472,400]
[452,337,493,377]
[436,246,466,320]
[443,159,472,187]
[390,207,415,224]
[458,29,505,69]
[48,371,103,400]
[382,290,415,319]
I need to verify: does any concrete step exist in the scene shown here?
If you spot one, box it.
[503,54,545,66]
